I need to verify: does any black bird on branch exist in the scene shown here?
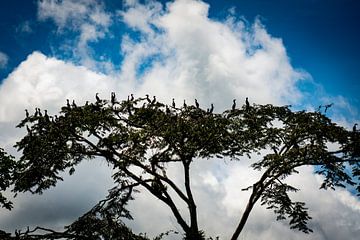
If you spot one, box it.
[72,100,77,108]
[130,94,134,101]
[183,100,187,108]
[195,99,199,108]
[95,93,101,103]
[146,94,151,103]
[44,110,49,122]
[172,98,176,108]
[232,99,236,111]
[245,97,250,109]
[66,99,71,108]
[111,92,117,105]
[25,109,29,118]
[209,103,214,113]
[152,96,157,104]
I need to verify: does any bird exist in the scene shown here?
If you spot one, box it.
[245,97,250,109]
[172,98,176,108]
[195,99,199,108]
[183,100,187,108]
[25,109,29,118]
[38,108,42,117]
[146,94,151,103]
[324,103,333,113]
[353,123,358,132]
[130,93,134,101]
[44,110,49,122]
[232,99,236,111]
[152,96,156,104]
[111,92,116,104]
[95,93,101,103]
[72,100,77,108]
[66,99,71,108]
[209,103,214,113]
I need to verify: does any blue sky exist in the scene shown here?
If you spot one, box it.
[0,1,359,239]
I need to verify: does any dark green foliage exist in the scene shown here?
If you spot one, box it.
[0,95,359,239]
[0,147,15,210]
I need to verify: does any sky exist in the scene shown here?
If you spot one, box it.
[0,0,359,239]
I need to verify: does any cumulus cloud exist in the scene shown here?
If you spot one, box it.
[117,0,305,109]
[0,0,359,239]
[0,51,9,69]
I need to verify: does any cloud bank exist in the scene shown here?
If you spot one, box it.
[0,0,359,239]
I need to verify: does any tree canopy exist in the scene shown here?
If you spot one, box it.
[0,94,359,239]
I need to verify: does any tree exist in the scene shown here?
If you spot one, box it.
[0,94,359,239]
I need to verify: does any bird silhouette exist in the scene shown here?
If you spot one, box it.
[72,100,77,108]
[67,99,71,108]
[354,123,358,132]
[95,93,101,103]
[130,93,134,101]
[183,100,187,108]
[152,96,156,104]
[195,99,199,108]
[209,103,214,113]
[146,94,151,103]
[172,98,176,108]
[111,92,116,104]
[245,97,250,108]
[232,99,236,111]
[44,110,49,122]
[25,109,29,118]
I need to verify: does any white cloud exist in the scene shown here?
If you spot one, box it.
[0,51,9,69]
[37,0,112,70]
[118,0,305,109]
[0,0,359,239]
[0,51,119,123]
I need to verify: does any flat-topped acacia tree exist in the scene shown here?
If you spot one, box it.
[0,94,359,239]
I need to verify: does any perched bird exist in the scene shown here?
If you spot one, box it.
[72,100,77,107]
[44,110,49,122]
[353,123,358,132]
[111,92,116,104]
[232,99,236,111]
[152,96,156,104]
[38,108,42,117]
[146,94,151,103]
[245,97,250,108]
[195,99,199,108]
[67,99,71,108]
[130,93,134,101]
[25,109,29,118]
[209,103,214,113]
[95,93,101,103]
[183,100,187,108]
[172,98,176,108]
